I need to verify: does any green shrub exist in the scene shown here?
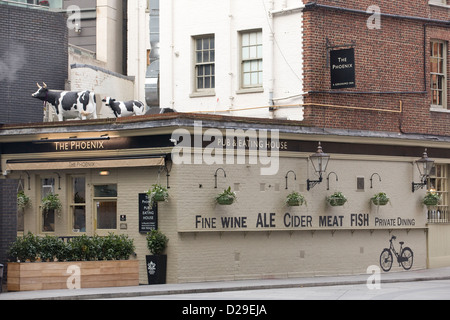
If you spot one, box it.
[39,235,67,262]
[146,229,168,255]
[8,233,135,262]
[8,232,40,262]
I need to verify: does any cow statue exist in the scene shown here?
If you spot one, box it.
[102,97,146,117]
[32,83,97,121]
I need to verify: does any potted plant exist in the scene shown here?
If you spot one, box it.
[370,192,390,206]
[422,192,440,207]
[147,184,169,206]
[215,186,237,205]
[326,191,347,207]
[285,191,306,207]
[146,229,169,284]
[41,193,62,218]
[17,190,31,211]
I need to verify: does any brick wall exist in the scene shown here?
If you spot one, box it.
[0,3,68,124]
[0,4,67,284]
[302,1,450,135]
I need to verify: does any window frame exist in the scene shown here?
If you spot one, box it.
[427,164,449,223]
[69,175,86,234]
[430,40,447,109]
[192,34,216,96]
[93,184,118,233]
[428,0,449,8]
[239,29,263,91]
[40,177,56,233]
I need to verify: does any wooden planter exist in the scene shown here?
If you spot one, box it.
[7,260,139,292]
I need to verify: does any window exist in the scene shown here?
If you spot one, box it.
[429,0,448,6]
[430,40,447,108]
[94,185,117,230]
[194,35,215,92]
[41,178,55,232]
[70,177,86,232]
[427,164,449,223]
[13,0,63,9]
[241,30,263,89]
[17,179,25,232]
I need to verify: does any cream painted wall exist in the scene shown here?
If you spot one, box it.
[160,0,304,119]
[13,151,429,284]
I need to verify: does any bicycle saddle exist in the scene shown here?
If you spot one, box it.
[399,241,404,245]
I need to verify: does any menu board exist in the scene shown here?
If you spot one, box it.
[139,193,158,233]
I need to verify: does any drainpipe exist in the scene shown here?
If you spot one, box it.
[267,0,275,109]
[228,0,234,109]
[170,0,175,107]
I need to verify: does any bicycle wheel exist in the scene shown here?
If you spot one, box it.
[400,247,414,270]
[380,248,393,272]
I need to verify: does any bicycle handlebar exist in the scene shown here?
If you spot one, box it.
[390,236,396,242]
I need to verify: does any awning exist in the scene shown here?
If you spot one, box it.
[6,156,165,171]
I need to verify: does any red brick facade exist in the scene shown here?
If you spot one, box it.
[302,1,450,135]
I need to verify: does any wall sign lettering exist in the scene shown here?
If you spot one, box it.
[139,193,158,233]
[330,48,356,89]
[192,212,416,231]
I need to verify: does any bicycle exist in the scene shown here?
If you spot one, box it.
[379,235,414,272]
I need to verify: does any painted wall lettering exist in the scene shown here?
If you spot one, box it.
[191,213,418,231]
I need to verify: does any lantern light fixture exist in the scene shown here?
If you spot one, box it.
[307,142,330,191]
[412,149,434,192]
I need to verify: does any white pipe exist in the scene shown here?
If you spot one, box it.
[170,0,175,107]
[267,0,275,107]
[228,0,234,109]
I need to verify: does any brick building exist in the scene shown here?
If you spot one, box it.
[302,1,450,135]
[2,0,450,288]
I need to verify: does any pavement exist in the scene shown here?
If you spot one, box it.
[1,266,450,300]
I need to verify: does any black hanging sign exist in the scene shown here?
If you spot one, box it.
[139,193,158,233]
[330,48,355,89]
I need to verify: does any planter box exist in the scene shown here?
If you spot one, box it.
[7,260,139,292]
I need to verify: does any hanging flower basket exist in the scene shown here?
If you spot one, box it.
[285,192,306,207]
[17,190,31,211]
[422,192,440,207]
[41,193,62,218]
[326,192,347,207]
[370,192,390,206]
[215,186,236,205]
[147,184,169,206]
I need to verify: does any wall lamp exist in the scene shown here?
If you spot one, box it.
[412,149,435,192]
[307,142,330,191]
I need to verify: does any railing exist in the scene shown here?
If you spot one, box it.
[427,207,450,224]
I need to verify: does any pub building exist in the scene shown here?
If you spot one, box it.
[1,112,445,284]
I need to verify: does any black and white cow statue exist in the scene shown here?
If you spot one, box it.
[102,97,145,117]
[32,83,97,121]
